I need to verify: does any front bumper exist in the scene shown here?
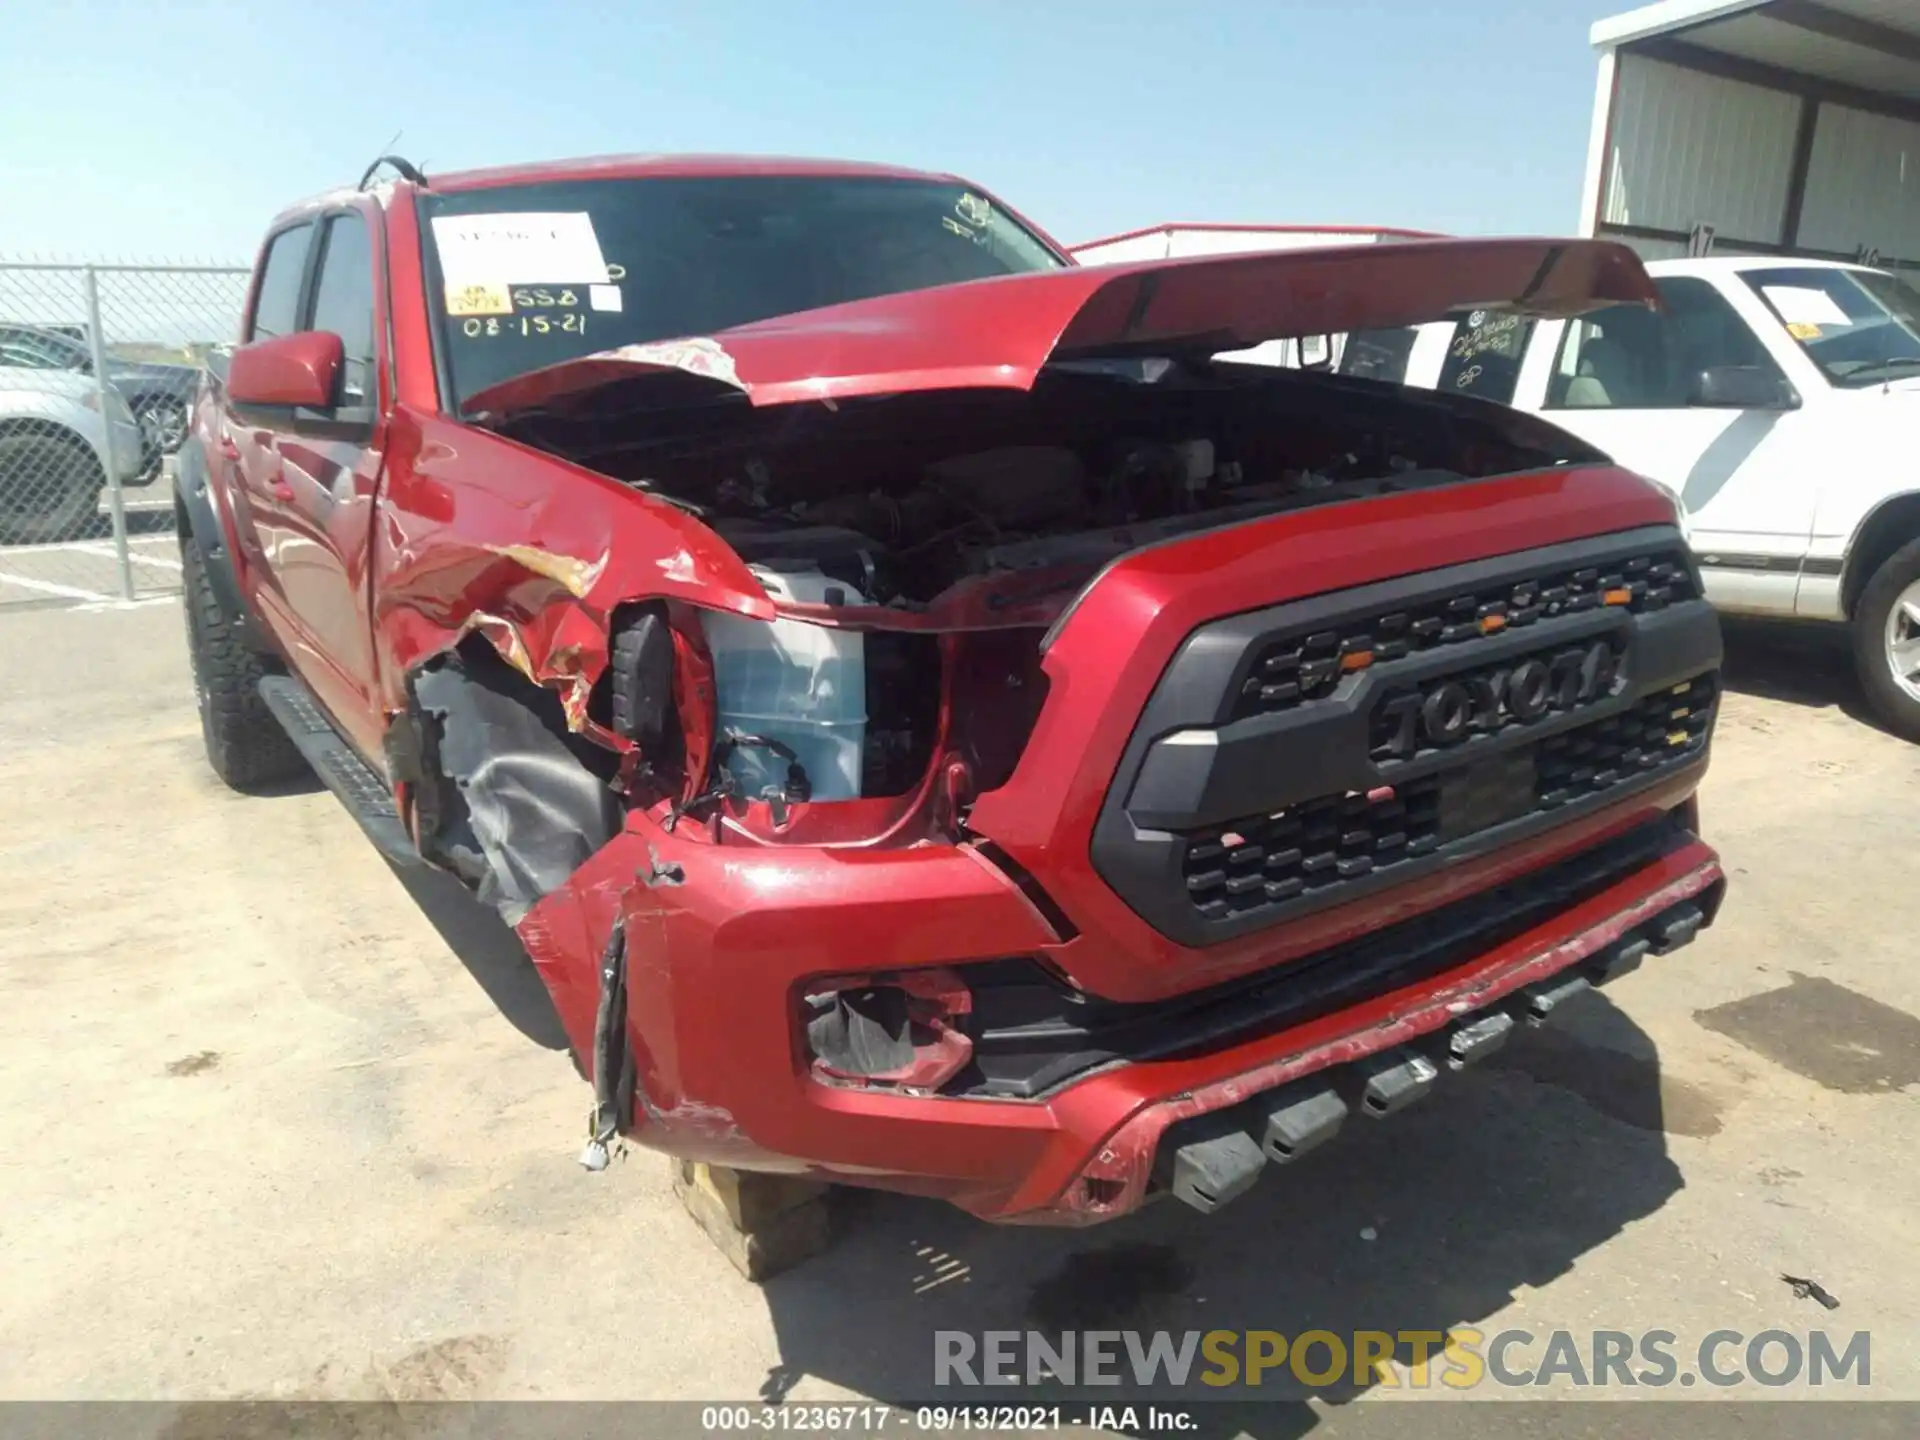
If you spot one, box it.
[510,465,1723,1223]
[519,797,1720,1224]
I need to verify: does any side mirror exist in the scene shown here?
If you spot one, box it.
[227,331,343,409]
[1689,365,1798,410]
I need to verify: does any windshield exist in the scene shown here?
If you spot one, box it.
[419,175,1066,408]
[1743,266,1920,385]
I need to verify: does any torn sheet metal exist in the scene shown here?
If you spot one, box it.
[485,543,608,599]
[603,337,743,390]
[412,655,623,925]
[373,409,780,739]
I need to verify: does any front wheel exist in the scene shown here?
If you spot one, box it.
[1851,536,1920,744]
[181,534,308,789]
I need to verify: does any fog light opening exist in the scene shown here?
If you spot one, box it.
[803,969,974,1092]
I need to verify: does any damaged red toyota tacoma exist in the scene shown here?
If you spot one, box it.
[178,154,1726,1223]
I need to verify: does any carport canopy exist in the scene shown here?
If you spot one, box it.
[1583,0,1920,270]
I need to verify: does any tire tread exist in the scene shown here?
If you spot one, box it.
[181,534,308,789]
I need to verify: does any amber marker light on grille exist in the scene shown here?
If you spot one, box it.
[1604,587,1633,605]
[1340,650,1374,671]
[1479,614,1507,634]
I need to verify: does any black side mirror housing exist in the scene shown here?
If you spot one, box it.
[1690,365,1799,410]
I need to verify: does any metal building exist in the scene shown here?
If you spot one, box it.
[1583,0,1920,270]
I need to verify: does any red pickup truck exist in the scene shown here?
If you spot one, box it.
[178,154,1725,1224]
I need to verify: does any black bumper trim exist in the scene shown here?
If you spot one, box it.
[950,814,1713,1100]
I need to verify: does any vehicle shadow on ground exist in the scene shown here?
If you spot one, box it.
[1717,617,1875,726]
[74,504,177,541]
[752,993,1688,1437]
[383,859,572,1053]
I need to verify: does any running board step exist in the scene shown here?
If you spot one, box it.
[258,675,422,867]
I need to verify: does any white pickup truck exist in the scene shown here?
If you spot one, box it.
[1330,256,1920,742]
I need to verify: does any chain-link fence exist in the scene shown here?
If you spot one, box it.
[0,260,249,609]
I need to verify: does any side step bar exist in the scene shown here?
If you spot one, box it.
[258,676,422,867]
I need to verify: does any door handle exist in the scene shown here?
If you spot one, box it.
[271,479,295,503]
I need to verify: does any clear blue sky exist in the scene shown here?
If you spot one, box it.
[1,0,1609,262]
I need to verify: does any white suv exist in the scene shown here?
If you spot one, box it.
[1338,257,1920,742]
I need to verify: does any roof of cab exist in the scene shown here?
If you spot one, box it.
[427,152,962,192]
[265,152,978,236]
[1644,255,1876,276]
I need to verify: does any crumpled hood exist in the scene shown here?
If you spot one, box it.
[465,236,1656,418]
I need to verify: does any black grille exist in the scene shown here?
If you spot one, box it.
[1237,548,1694,719]
[1184,674,1716,924]
[1089,525,1722,948]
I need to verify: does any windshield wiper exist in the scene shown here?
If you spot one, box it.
[1838,356,1920,384]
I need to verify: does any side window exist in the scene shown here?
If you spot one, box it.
[250,224,313,341]
[1660,275,1783,387]
[1548,278,1782,409]
[307,213,376,407]
[1437,310,1536,404]
[1336,327,1419,384]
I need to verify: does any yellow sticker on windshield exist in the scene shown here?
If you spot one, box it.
[1786,320,1822,340]
[955,192,993,227]
[446,282,514,317]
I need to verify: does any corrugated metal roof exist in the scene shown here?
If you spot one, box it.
[1592,1,1770,48]
[1592,0,1920,103]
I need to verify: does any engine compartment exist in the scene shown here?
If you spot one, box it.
[492,360,1605,609]
[491,360,1615,821]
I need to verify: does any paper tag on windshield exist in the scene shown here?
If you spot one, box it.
[588,283,623,313]
[1786,320,1823,341]
[1762,284,1850,328]
[445,281,513,317]
[431,212,610,288]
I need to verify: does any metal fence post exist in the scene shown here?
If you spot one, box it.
[83,265,136,601]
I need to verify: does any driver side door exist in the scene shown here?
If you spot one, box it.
[228,209,388,759]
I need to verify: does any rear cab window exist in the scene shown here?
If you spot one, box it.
[417,175,1065,409]
[1335,327,1420,384]
[1334,312,1535,404]
[1437,310,1535,403]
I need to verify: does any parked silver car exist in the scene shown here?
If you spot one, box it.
[0,336,145,545]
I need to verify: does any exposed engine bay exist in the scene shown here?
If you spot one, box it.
[476,360,1613,818]
[491,360,1605,610]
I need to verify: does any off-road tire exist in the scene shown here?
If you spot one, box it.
[181,534,308,789]
[0,429,103,545]
[1850,535,1920,745]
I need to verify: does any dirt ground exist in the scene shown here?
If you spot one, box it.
[2,601,1917,1427]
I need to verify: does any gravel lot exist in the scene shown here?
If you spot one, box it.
[1,602,1916,1428]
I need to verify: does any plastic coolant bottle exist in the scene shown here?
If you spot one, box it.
[699,567,868,801]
